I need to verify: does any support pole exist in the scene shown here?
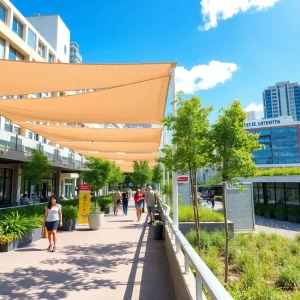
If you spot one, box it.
[162,163,166,202]
[171,67,178,227]
[167,170,170,206]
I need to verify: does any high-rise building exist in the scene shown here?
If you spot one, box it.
[70,42,82,63]
[246,111,259,120]
[263,81,300,121]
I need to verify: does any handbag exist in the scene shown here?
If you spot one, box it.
[117,199,121,205]
[41,226,48,238]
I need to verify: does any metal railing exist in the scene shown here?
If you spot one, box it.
[160,200,234,300]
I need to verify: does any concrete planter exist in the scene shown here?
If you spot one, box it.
[287,216,300,223]
[72,220,77,230]
[61,220,73,231]
[0,227,42,252]
[274,214,287,221]
[153,225,164,240]
[88,214,104,230]
[105,207,113,214]
[179,221,234,235]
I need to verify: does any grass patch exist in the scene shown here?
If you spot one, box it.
[171,205,224,222]
[186,230,300,299]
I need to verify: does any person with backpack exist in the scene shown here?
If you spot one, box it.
[210,192,215,209]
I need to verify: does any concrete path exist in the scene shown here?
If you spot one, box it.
[0,204,175,300]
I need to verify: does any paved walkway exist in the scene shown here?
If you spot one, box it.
[0,204,174,300]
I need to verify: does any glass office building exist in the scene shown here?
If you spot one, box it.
[245,116,300,165]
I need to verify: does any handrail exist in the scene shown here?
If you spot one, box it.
[160,200,234,300]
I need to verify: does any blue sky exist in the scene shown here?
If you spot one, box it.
[12,0,300,121]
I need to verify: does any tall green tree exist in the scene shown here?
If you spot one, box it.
[210,100,262,283]
[131,161,152,187]
[21,150,51,203]
[159,92,213,250]
[152,163,163,190]
[108,162,125,189]
[83,158,112,209]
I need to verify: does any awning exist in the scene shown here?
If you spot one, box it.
[0,77,169,124]
[16,123,162,143]
[81,152,158,161]
[62,142,159,153]
[0,60,176,96]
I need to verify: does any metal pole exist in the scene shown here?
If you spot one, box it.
[162,163,166,202]
[167,170,170,206]
[171,67,178,227]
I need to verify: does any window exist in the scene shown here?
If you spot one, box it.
[28,131,33,140]
[48,53,54,62]
[0,37,5,59]
[38,42,46,58]
[0,3,6,22]
[0,168,13,206]
[64,45,67,55]
[28,29,36,49]
[9,46,24,60]
[12,17,23,38]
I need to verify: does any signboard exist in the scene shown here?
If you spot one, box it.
[79,185,91,224]
[79,184,91,191]
[177,175,189,183]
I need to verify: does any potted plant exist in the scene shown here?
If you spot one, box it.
[98,196,113,214]
[287,206,300,223]
[153,221,164,240]
[264,204,275,219]
[88,203,105,230]
[274,205,287,221]
[62,206,78,231]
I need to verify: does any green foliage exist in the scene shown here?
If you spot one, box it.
[287,206,300,218]
[131,161,152,186]
[215,196,223,201]
[0,232,14,245]
[256,167,300,176]
[21,150,51,185]
[98,195,112,208]
[83,157,112,193]
[62,205,78,221]
[153,221,163,227]
[171,205,224,222]
[161,181,172,199]
[60,198,79,207]
[108,162,124,186]
[152,164,163,184]
[208,172,222,185]
[277,265,300,290]
[157,145,173,172]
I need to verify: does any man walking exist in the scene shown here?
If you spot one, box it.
[145,186,157,224]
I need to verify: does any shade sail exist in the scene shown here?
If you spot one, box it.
[0,77,169,124]
[62,142,159,153]
[0,60,176,96]
[114,160,156,166]
[81,152,158,161]
[16,123,162,143]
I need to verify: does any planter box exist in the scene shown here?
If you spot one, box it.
[179,221,234,236]
[88,214,104,230]
[0,227,42,252]
[104,207,113,214]
[100,207,106,212]
[153,226,164,240]
[72,220,77,230]
[62,220,73,231]
[287,216,300,223]
[264,212,275,219]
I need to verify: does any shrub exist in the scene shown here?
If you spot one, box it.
[287,206,300,218]
[0,232,14,245]
[62,205,79,221]
[256,167,300,176]
[215,196,222,201]
[98,196,112,208]
[61,198,79,207]
[289,242,300,256]
[254,203,266,215]
[274,206,287,217]
[276,265,300,290]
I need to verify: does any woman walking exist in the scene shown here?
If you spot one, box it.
[113,190,122,216]
[122,189,129,216]
[43,196,62,252]
[134,189,144,221]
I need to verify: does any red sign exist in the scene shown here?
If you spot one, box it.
[79,184,91,191]
[177,176,189,183]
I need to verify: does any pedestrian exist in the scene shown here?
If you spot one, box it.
[122,189,129,216]
[113,190,122,215]
[145,186,157,224]
[134,189,144,222]
[128,188,133,201]
[210,192,215,209]
[43,195,62,252]
[20,193,30,205]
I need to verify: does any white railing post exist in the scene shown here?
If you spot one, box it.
[175,236,180,253]
[185,252,190,274]
[196,271,203,300]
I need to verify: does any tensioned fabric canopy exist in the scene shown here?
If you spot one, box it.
[0,77,169,124]
[81,152,158,161]
[114,161,156,167]
[16,123,162,143]
[61,142,159,153]
[0,60,176,96]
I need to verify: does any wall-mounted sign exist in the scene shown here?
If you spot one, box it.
[79,184,91,191]
[177,175,189,183]
[245,119,281,128]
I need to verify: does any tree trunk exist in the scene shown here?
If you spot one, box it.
[222,181,229,284]
[190,169,201,251]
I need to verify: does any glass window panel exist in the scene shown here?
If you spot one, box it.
[266,183,275,188]
[276,188,285,204]
[258,183,263,188]
[266,187,276,204]
[48,53,54,62]
[38,42,46,58]
[3,177,12,204]
[28,29,36,49]
[13,17,23,38]
[0,37,5,59]
[275,183,284,188]
[0,169,4,177]
[5,169,13,177]
[286,188,299,205]
[0,3,6,22]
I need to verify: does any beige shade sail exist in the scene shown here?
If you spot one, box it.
[114,161,156,167]
[81,152,158,161]
[62,142,159,153]
[16,123,162,143]
[0,77,169,124]
[0,60,176,96]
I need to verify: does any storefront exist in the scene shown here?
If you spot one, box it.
[0,168,13,206]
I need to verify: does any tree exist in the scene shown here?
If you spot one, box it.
[152,164,163,190]
[207,171,222,185]
[131,161,152,187]
[22,150,51,203]
[83,158,112,209]
[108,162,124,188]
[159,92,213,250]
[210,100,261,283]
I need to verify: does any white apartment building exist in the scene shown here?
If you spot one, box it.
[0,0,83,206]
[246,111,259,121]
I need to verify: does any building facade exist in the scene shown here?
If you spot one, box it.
[245,116,300,167]
[0,0,83,206]
[263,81,300,121]
[70,41,82,63]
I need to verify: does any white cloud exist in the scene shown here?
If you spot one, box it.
[244,103,263,112]
[199,0,280,31]
[175,60,238,93]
